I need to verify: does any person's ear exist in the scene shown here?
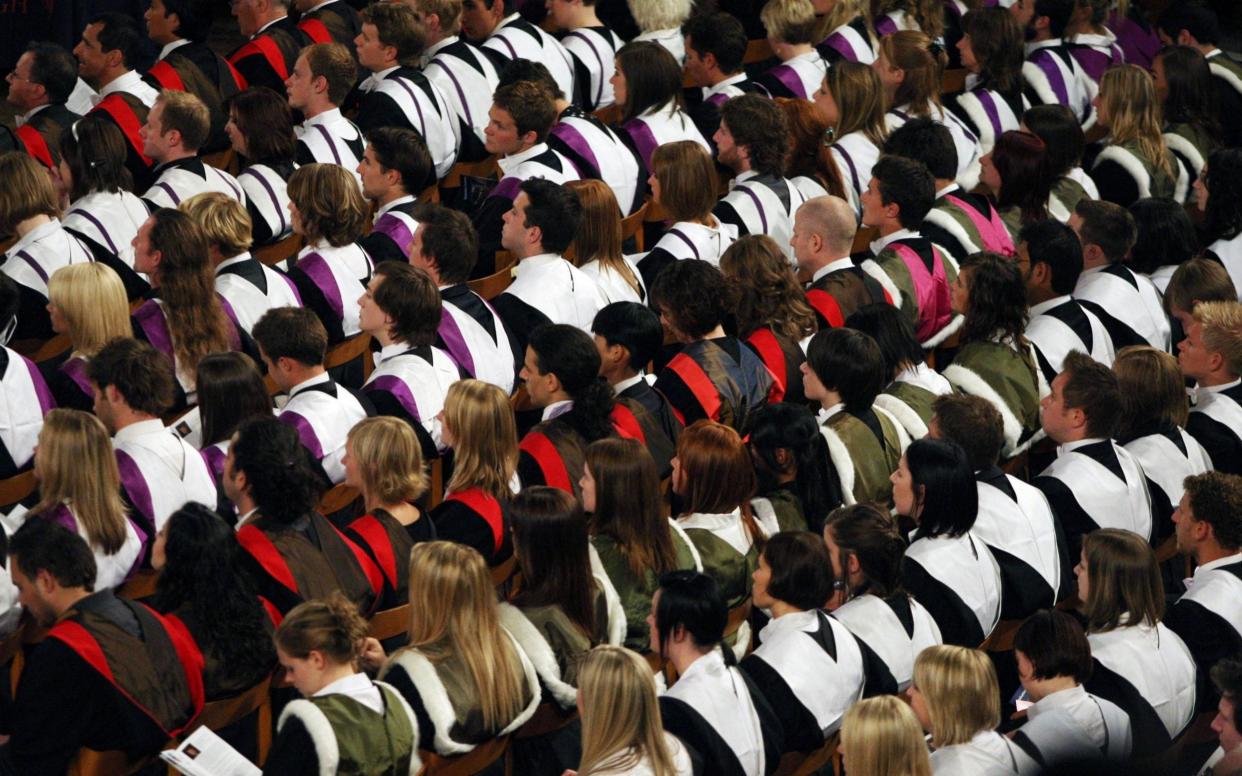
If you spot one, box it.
[312,73,329,95]
[1032,261,1051,287]
[519,129,538,148]
[104,384,124,406]
[892,66,906,85]
[546,370,563,396]
[103,47,124,70]
[845,552,861,575]
[774,447,793,469]
[671,623,689,644]
[703,51,718,72]
[35,568,57,596]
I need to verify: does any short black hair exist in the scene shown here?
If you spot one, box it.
[806,327,885,413]
[1127,198,1198,275]
[367,127,433,195]
[882,117,958,181]
[762,531,834,610]
[1212,655,1242,704]
[1021,105,1084,176]
[1157,3,1220,45]
[1019,219,1082,295]
[906,438,979,539]
[872,155,935,227]
[720,95,788,177]
[844,303,926,378]
[9,518,96,591]
[1033,0,1076,37]
[87,337,175,417]
[520,178,581,255]
[252,307,329,367]
[24,42,78,104]
[649,259,733,340]
[681,12,747,75]
[161,0,213,43]
[88,12,145,70]
[496,59,564,101]
[414,203,478,284]
[231,416,325,524]
[655,570,727,653]
[592,302,664,371]
[931,394,1004,470]
[1074,199,1137,264]
[1014,609,1093,683]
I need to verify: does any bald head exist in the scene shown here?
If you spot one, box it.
[791,196,857,272]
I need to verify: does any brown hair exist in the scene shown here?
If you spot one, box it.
[359,2,426,64]
[0,151,59,234]
[33,409,129,555]
[675,421,762,541]
[1080,528,1164,632]
[823,62,889,148]
[492,81,557,142]
[566,180,641,298]
[1164,257,1236,317]
[179,192,253,257]
[823,503,907,599]
[347,416,428,504]
[301,42,358,106]
[878,31,946,115]
[443,379,519,501]
[1112,346,1189,439]
[930,393,1004,471]
[287,163,369,247]
[718,234,816,342]
[275,590,368,663]
[586,438,677,577]
[156,89,211,152]
[1060,350,1122,439]
[774,97,846,198]
[227,87,296,164]
[372,261,442,346]
[650,140,718,223]
[1183,472,1242,551]
[1098,64,1175,183]
[511,486,600,638]
[760,0,820,44]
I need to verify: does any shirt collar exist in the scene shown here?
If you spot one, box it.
[871,227,919,254]
[234,508,260,530]
[1028,684,1087,719]
[613,374,645,394]
[731,169,759,186]
[376,194,416,217]
[1059,437,1107,455]
[215,252,254,273]
[158,39,191,60]
[702,71,748,99]
[1030,294,1072,316]
[424,36,457,60]
[1025,38,1063,55]
[315,672,372,698]
[680,647,727,683]
[374,341,411,367]
[289,372,331,397]
[303,107,343,129]
[15,103,49,127]
[542,399,573,420]
[811,255,854,282]
[498,12,521,29]
[255,16,289,36]
[498,142,549,173]
[1195,551,1242,577]
[96,70,146,100]
[361,64,400,91]
[757,609,817,643]
[514,252,564,277]
[1199,378,1242,395]
[113,418,169,444]
[935,182,961,198]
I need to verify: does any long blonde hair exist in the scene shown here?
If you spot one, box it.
[32,409,129,555]
[47,263,132,357]
[578,645,679,776]
[399,542,527,730]
[1099,65,1175,182]
[566,180,641,297]
[444,380,518,501]
[912,645,1001,748]
[839,695,932,776]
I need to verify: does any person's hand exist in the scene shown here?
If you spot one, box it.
[359,637,386,673]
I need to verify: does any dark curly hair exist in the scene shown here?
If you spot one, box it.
[720,95,789,178]
[748,403,837,532]
[231,416,325,524]
[1205,147,1242,243]
[958,252,1028,348]
[649,259,735,340]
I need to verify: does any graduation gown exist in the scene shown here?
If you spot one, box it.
[1073,262,1170,351]
[353,66,458,181]
[227,16,304,96]
[654,336,774,436]
[295,108,365,174]
[32,501,144,591]
[1026,295,1115,384]
[944,82,1023,155]
[690,73,763,150]
[743,327,805,406]
[1121,424,1211,540]
[214,253,304,336]
[869,231,959,347]
[754,51,827,101]
[429,487,513,566]
[973,467,1064,618]
[437,283,518,394]
[831,593,942,696]
[872,364,953,441]
[819,405,910,507]
[2,218,94,342]
[130,294,247,404]
[143,40,244,153]
[286,241,374,344]
[943,338,1046,459]
[677,509,759,613]
[63,190,151,300]
[361,196,420,266]
[493,253,604,352]
[930,731,1038,776]
[346,508,435,612]
[562,25,624,111]
[886,103,981,190]
[42,353,94,412]
[903,531,1003,647]
[713,171,806,265]
[10,103,79,170]
[142,156,244,211]
[1187,381,1242,476]
[1206,50,1242,147]
[829,132,881,216]
[482,13,575,99]
[816,16,876,65]
[1010,685,1133,768]
[278,375,375,484]
[237,160,296,247]
[740,610,865,751]
[420,36,501,163]
[1164,122,1212,202]
[616,376,683,450]
[471,145,580,270]
[1089,140,1188,208]
[751,484,809,536]
[296,0,362,48]
[1022,41,1093,124]
[616,103,709,177]
[636,219,737,289]
[363,343,463,458]
[548,107,643,216]
[804,258,892,331]
[920,187,1015,265]
[1165,554,1242,709]
[88,88,157,191]
[113,418,218,538]
[0,346,53,480]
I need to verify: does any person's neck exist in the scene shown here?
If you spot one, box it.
[553,97,571,113]
[563,6,601,29]
[818,389,843,411]
[377,188,409,208]
[157,148,196,167]
[112,409,158,435]
[373,329,399,349]
[1197,370,1239,389]
[1054,428,1090,446]
[234,492,257,517]
[302,100,336,121]
[1197,43,1219,57]
[424,25,446,46]
[1028,676,1079,703]
[517,243,549,260]
[257,10,286,30]
[694,325,726,342]
[543,390,572,408]
[704,68,735,88]
[1027,283,1057,306]
[1033,29,1055,43]
[1196,541,1238,567]
[1081,254,1112,271]
[604,365,636,388]
[507,140,539,159]
[1064,19,1091,37]
[935,178,955,192]
[877,220,903,238]
[309,663,358,697]
[803,250,850,275]
[732,159,754,176]
[285,365,326,390]
[769,601,802,620]
[50,587,93,621]
[668,643,713,677]
[96,67,130,91]
[777,42,813,60]
[14,213,52,237]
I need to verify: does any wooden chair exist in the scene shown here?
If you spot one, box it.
[851,225,879,255]
[118,569,160,601]
[427,457,445,509]
[319,482,361,516]
[774,733,841,776]
[418,735,511,776]
[202,148,237,174]
[12,332,71,364]
[490,553,519,598]
[979,619,1023,652]
[0,469,37,510]
[0,236,12,255]
[1000,450,1029,480]
[592,104,622,126]
[509,385,534,413]
[622,201,649,252]
[325,332,375,382]
[440,156,499,191]
[66,748,152,776]
[941,68,967,95]
[725,597,754,656]
[743,39,774,65]
[466,253,518,301]
[514,702,578,739]
[190,676,274,765]
[420,182,441,205]
[369,604,411,641]
[254,232,302,267]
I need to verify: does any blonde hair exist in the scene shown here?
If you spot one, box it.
[840,695,932,776]
[1081,527,1164,632]
[47,263,132,357]
[346,416,428,505]
[628,0,692,32]
[1099,65,1175,183]
[566,180,641,298]
[398,541,528,730]
[179,192,254,257]
[823,61,889,148]
[912,645,1001,748]
[444,380,518,501]
[816,0,872,41]
[1112,346,1189,437]
[0,151,59,234]
[33,409,129,555]
[578,645,679,776]
[275,590,368,664]
[287,163,369,247]
[761,0,820,45]
[156,89,211,152]
[879,31,946,114]
[1194,300,1242,377]
[651,140,719,223]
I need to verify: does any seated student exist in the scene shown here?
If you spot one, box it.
[472,83,579,275]
[430,379,516,565]
[682,12,761,144]
[816,63,888,216]
[946,8,1024,157]
[286,42,364,176]
[192,353,273,519]
[942,252,1045,458]
[1201,149,1242,290]
[755,0,828,100]
[1130,197,1200,295]
[358,128,433,265]
[565,180,645,305]
[749,404,832,534]
[252,307,374,483]
[284,163,373,344]
[1034,351,1155,560]
[584,438,700,651]
[2,520,203,776]
[359,262,462,456]
[226,0,304,96]
[140,91,244,210]
[1155,46,1221,200]
[630,0,691,62]
[804,327,910,507]
[226,416,381,614]
[180,192,302,337]
[501,487,620,714]
[1090,65,1188,207]
[88,338,217,537]
[813,0,877,65]
[841,698,932,776]
[895,439,1003,647]
[294,0,361,47]
[1113,347,1211,539]
[0,151,93,342]
[845,303,952,440]
[1077,529,1197,754]
[498,60,642,219]
[931,394,1064,619]
[344,417,436,610]
[1011,610,1133,765]
[129,208,246,407]
[824,504,943,695]
[591,301,682,444]
[1166,472,1242,707]
[492,179,604,350]
[1066,0,1125,84]
[720,236,815,406]
[574,645,694,773]
[469,0,575,98]
[1156,4,1242,148]
[151,503,276,700]
[612,41,709,177]
[410,204,518,394]
[637,141,737,288]
[226,87,298,247]
[266,593,421,773]
[5,43,81,169]
[1068,199,1162,355]
[1202,658,1242,776]
[1181,301,1242,476]
[909,645,1035,774]
[1021,103,1098,220]
[742,531,866,748]
[57,117,151,300]
[883,118,1013,265]
[876,32,981,189]
[652,260,773,435]
[775,97,848,203]
[26,409,144,590]
[861,156,958,347]
[352,4,458,180]
[373,541,541,755]
[1013,0,1092,124]
[544,0,623,111]
[1019,219,1114,384]
[1166,257,1237,350]
[651,570,784,776]
[713,96,806,262]
[792,196,893,331]
[978,130,1055,239]
[43,264,132,412]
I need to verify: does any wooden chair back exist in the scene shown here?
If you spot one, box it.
[592,104,622,126]
[254,232,302,267]
[192,676,274,764]
[319,482,361,516]
[513,702,578,739]
[117,569,160,601]
[490,554,519,596]
[941,69,967,95]
[466,252,518,300]
[621,201,649,252]
[12,333,71,364]
[851,225,878,255]
[418,734,510,776]
[66,749,151,776]
[369,604,412,641]
[979,619,1023,652]
[202,148,238,174]
[726,597,753,655]
[774,733,841,776]
[325,333,375,381]
[0,470,37,510]
[440,157,499,191]
[427,457,444,509]
[743,39,774,64]
[419,182,440,205]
